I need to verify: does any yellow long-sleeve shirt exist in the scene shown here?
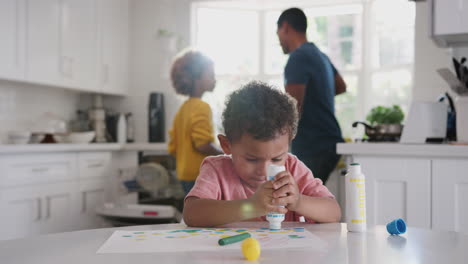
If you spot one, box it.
[168,98,215,181]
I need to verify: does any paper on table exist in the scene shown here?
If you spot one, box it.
[97,228,327,254]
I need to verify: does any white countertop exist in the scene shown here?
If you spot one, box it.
[0,142,168,154]
[0,222,467,264]
[337,142,468,158]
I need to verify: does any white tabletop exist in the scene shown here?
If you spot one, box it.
[1,222,467,264]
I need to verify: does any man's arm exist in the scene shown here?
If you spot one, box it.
[335,72,347,95]
[285,84,306,117]
[196,142,223,156]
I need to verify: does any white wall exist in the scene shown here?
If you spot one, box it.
[103,0,192,143]
[412,2,453,102]
[0,80,82,143]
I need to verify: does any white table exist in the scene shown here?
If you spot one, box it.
[0,222,467,263]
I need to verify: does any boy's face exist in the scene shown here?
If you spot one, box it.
[218,132,290,188]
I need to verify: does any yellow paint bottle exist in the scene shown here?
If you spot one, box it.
[345,163,367,232]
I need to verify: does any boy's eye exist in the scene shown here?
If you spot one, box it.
[272,158,282,162]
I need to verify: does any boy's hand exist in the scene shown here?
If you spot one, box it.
[249,180,288,215]
[271,172,302,212]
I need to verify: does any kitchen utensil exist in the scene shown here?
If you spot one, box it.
[453,57,461,79]
[352,122,403,141]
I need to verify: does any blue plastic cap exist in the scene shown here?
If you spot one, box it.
[387,218,406,235]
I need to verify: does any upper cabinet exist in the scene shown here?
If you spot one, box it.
[98,0,129,95]
[26,0,62,85]
[1,0,129,95]
[0,0,26,80]
[431,0,468,46]
[61,0,100,91]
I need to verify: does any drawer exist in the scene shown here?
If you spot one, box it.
[0,153,77,187]
[78,152,111,179]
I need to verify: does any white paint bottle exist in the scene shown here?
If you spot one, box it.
[345,163,367,232]
[266,164,286,230]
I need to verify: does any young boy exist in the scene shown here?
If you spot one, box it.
[183,81,341,227]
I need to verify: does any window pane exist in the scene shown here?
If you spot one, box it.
[369,69,412,114]
[372,0,415,68]
[304,7,363,71]
[195,8,259,75]
[264,11,288,75]
[335,74,359,138]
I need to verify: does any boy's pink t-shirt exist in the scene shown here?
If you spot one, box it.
[186,153,335,222]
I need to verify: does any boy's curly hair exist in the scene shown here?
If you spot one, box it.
[170,49,213,96]
[222,81,298,142]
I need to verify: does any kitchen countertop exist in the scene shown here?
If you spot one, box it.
[1,222,467,264]
[337,142,468,158]
[0,142,168,154]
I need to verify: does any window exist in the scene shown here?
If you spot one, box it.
[193,0,415,138]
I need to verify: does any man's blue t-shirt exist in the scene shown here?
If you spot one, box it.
[284,42,344,157]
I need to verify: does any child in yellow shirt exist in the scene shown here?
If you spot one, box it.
[168,50,223,194]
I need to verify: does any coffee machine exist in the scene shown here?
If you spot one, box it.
[89,95,107,143]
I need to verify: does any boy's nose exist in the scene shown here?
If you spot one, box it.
[255,162,268,177]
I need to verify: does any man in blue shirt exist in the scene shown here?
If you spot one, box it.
[277,7,346,184]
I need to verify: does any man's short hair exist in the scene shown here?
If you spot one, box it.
[222,81,298,142]
[277,7,307,33]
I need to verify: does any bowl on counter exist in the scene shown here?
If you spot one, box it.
[54,131,95,144]
[7,131,31,145]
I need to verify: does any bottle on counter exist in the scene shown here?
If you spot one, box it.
[117,113,127,144]
[345,163,367,232]
[126,113,135,143]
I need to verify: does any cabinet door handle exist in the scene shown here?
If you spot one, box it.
[102,64,109,84]
[44,196,51,220]
[31,167,49,173]
[82,193,87,213]
[88,162,104,168]
[36,198,42,221]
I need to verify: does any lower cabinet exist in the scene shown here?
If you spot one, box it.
[352,156,431,228]
[0,182,76,240]
[432,159,468,234]
[350,155,468,233]
[0,151,112,240]
[76,178,110,230]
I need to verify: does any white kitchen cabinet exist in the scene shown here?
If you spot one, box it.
[76,178,110,230]
[98,0,129,95]
[353,156,432,228]
[0,151,113,240]
[433,0,466,35]
[0,0,26,80]
[0,182,76,240]
[61,0,99,90]
[3,0,129,94]
[26,0,62,85]
[78,152,111,179]
[432,159,468,234]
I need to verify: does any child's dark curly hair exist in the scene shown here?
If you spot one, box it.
[222,81,298,142]
[170,49,213,96]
